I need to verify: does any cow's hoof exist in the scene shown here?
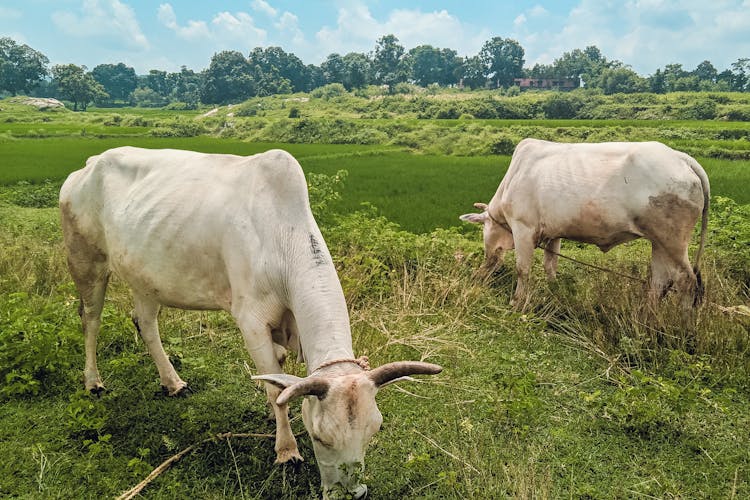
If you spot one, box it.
[87,384,106,398]
[161,383,190,397]
[275,448,303,464]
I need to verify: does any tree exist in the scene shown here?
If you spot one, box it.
[373,34,406,90]
[598,67,648,94]
[248,46,309,93]
[648,69,667,94]
[693,60,718,83]
[459,56,487,89]
[321,53,346,85]
[52,64,107,111]
[91,63,137,103]
[201,51,254,104]
[662,63,688,92]
[0,37,49,96]
[479,37,524,88]
[342,52,371,90]
[166,66,203,107]
[404,45,461,87]
[729,58,750,92]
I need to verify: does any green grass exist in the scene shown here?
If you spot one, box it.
[0,136,389,185]
[0,201,747,499]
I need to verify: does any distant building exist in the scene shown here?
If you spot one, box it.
[513,78,580,90]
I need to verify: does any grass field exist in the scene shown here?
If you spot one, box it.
[1,136,748,233]
[1,98,748,499]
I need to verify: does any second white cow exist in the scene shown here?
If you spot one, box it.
[461,139,709,309]
[60,146,441,498]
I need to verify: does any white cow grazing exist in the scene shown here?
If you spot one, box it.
[460,139,709,309]
[60,146,441,498]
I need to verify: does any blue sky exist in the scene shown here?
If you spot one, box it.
[2,1,749,76]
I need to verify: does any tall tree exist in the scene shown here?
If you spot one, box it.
[729,58,750,92]
[693,60,718,83]
[342,52,371,90]
[248,46,309,93]
[166,66,203,107]
[321,53,346,85]
[0,37,49,96]
[459,56,487,89]
[52,64,107,111]
[91,63,137,103]
[201,51,254,104]
[373,34,406,90]
[479,37,524,88]
[404,45,460,87]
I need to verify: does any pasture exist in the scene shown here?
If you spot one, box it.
[1,98,749,498]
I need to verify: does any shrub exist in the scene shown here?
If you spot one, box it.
[0,292,81,399]
[310,83,347,100]
[542,93,583,119]
[680,98,718,120]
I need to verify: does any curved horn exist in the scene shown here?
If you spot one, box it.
[368,361,442,388]
[276,377,330,405]
[473,202,488,211]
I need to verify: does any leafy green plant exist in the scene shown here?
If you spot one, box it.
[0,292,80,398]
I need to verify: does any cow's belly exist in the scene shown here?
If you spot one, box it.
[563,230,642,252]
[109,245,233,310]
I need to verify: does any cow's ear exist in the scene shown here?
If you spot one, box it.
[252,373,303,389]
[460,212,487,224]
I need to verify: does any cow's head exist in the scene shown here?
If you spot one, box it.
[254,361,441,499]
[460,202,515,268]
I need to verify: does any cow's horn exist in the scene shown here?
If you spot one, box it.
[473,202,488,211]
[276,377,330,405]
[368,361,442,388]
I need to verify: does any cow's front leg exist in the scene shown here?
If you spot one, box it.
[511,227,537,310]
[132,294,187,396]
[543,238,561,280]
[234,309,302,464]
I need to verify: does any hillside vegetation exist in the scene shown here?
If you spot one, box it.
[0,93,748,498]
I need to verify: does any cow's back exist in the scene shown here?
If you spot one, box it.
[497,139,705,246]
[60,147,313,310]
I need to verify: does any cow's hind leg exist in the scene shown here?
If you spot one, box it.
[66,252,110,395]
[234,306,302,464]
[649,242,696,311]
[132,293,188,396]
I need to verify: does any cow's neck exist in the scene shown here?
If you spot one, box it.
[286,233,355,376]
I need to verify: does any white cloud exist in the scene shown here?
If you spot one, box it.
[314,2,488,62]
[252,0,278,18]
[52,0,149,50]
[514,14,527,27]
[528,5,549,18]
[211,11,266,42]
[158,4,266,47]
[276,12,305,46]
[517,0,750,74]
[157,4,210,39]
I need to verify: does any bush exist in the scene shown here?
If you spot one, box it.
[310,83,347,100]
[543,93,583,119]
[0,292,81,398]
[681,98,718,120]
[723,105,750,121]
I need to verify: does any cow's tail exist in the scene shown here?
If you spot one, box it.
[686,155,710,307]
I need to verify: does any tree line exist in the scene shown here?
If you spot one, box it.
[1,35,749,110]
